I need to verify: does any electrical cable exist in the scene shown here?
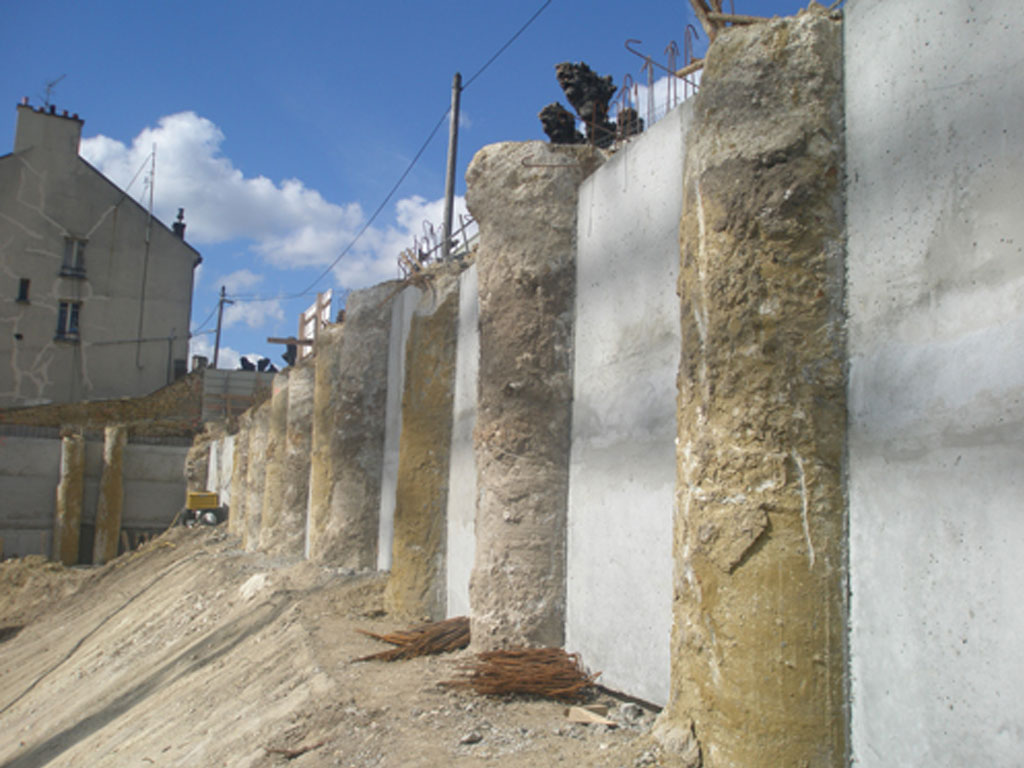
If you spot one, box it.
[226,0,554,305]
[190,302,220,335]
[462,0,553,91]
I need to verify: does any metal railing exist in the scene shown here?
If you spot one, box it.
[397,212,479,278]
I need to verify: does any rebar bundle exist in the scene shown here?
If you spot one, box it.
[441,648,600,702]
[355,616,470,662]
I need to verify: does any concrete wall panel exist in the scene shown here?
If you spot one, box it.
[121,444,189,529]
[308,282,398,567]
[377,285,420,570]
[384,273,460,619]
[846,1,1024,764]
[0,435,60,558]
[566,102,690,706]
[445,263,479,618]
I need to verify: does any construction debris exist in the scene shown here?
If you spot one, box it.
[565,704,617,727]
[441,648,600,702]
[354,616,470,662]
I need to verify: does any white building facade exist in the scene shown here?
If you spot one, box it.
[0,102,200,406]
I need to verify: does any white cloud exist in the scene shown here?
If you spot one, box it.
[189,333,240,371]
[81,112,471,295]
[217,269,285,330]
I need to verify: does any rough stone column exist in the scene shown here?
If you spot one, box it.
[93,425,128,565]
[53,433,85,565]
[465,141,603,649]
[383,271,461,620]
[228,411,251,537]
[244,400,271,551]
[258,370,290,552]
[308,282,397,568]
[184,431,212,492]
[274,362,314,558]
[655,8,846,767]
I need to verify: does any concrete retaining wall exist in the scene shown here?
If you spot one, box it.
[565,101,690,707]
[445,263,479,619]
[244,401,271,551]
[846,1,1024,764]
[660,10,847,766]
[377,285,420,570]
[0,430,187,560]
[279,364,314,557]
[208,434,234,511]
[466,141,603,650]
[384,272,460,620]
[307,282,398,567]
[0,432,60,558]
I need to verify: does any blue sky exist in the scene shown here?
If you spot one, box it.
[2,0,811,369]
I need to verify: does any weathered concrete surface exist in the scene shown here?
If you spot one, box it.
[258,371,290,552]
[308,283,397,567]
[384,271,460,620]
[206,434,234,508]
[0,430,61,558]
[276,363,314,558]
[377,285,420,571]
[845,2,1024,765]
[93,425,128,564]
[466,141,603,650]
[228,415,249,537]
[657,8,846,767]
[445,263,479,619]
[244,401,271,551]
[120,444,189,531]
[567,102,691,707]
[184,428,213,493]
[53,433,85,565]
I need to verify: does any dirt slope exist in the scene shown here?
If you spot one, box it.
[0,528,669,768]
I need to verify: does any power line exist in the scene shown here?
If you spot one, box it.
[191,302,220,335]
[227,0,554,305]
[462,0,553,91]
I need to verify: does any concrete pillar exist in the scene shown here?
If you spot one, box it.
[465,141,603,649]
[244,400,271,551]
[258,371,290,551]
[307,282,397,568]
[383,271,461,620]
[53,433,85,565]
[277,363,314,558]
[93,425,128,565]
[655,8,846,767]
[228,411,251,537]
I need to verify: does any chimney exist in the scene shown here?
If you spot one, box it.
[13,101,83,155]
[172,208,187,240]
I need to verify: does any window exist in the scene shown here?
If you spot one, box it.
[61,238,86,278]
[16,278,29,303]
[55,300,81,340]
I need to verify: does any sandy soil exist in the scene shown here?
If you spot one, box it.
[0,527,672,768]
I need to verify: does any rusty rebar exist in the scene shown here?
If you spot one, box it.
[355,616,470,662]
[441,647,601,702]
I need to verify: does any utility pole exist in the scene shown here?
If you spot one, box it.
[442,72,462,262]
[213,286,233,369]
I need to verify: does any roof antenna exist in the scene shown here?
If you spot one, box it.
[41,74,66,108]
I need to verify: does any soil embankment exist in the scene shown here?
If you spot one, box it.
[0,527,666,767]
